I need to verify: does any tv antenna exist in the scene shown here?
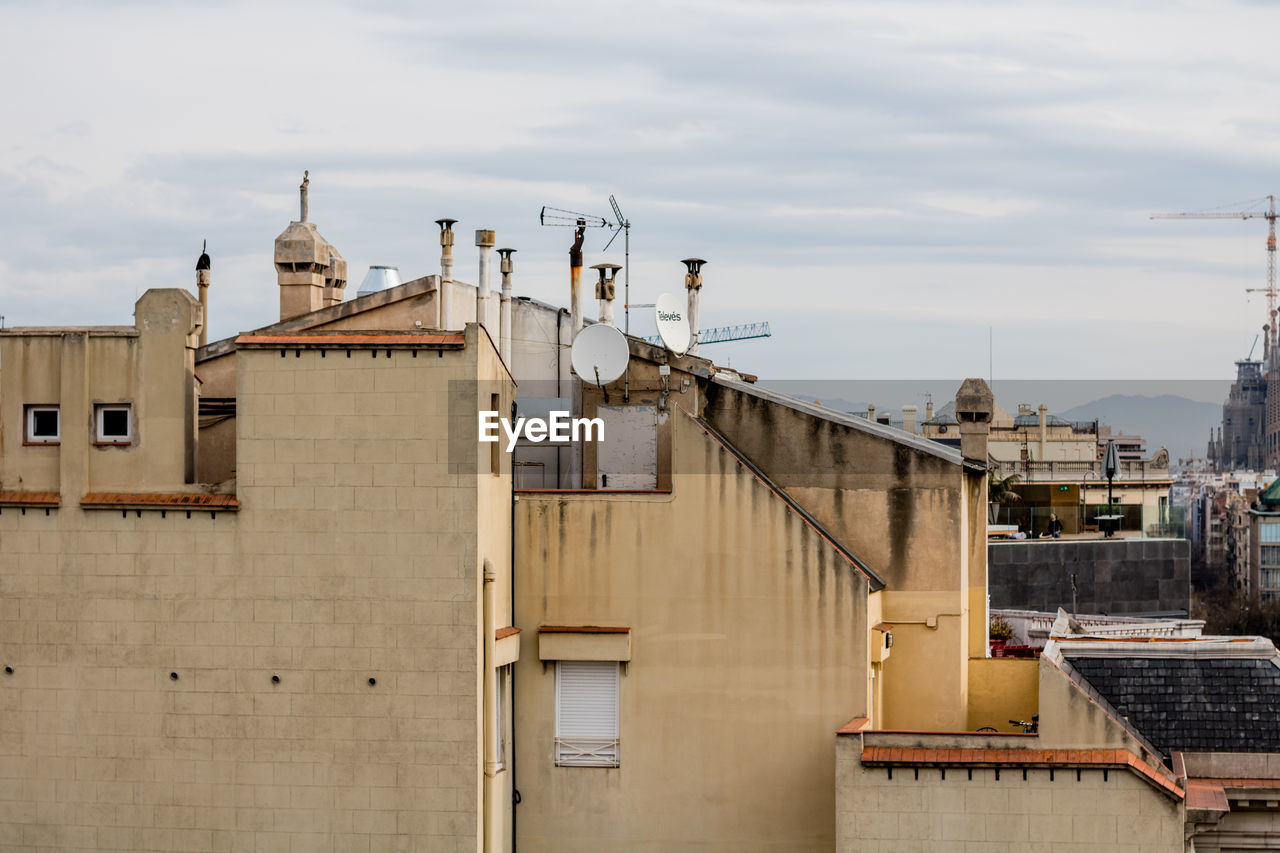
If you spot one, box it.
[604,195,632,334]
[539,206,612,231]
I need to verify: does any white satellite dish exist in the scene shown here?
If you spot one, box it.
[571,323,629,385]
[654,292,690,355]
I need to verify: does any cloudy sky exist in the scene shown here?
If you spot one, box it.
[2,0,1278,382]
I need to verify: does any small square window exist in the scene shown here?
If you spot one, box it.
[96,405,132,444]
[25,406,60,443]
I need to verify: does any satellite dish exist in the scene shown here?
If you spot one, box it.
[654,292,690,355]
[571,323,629,385]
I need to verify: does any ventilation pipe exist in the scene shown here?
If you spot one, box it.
[476,229,495,332]
[902,405,917,436]
[570,219,586,334]
[925,400,934,422]
[436,219,456,328]
[592,263,621,327]
[498,248,516,365]
[1038,404,1048,460]
[682,258,705,356]
[195,241,211,348]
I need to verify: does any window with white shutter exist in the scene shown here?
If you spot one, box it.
[555,660,620,767]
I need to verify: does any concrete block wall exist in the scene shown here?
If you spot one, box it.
[835,741,1184,852]
[988,539,1191,615]
[0,344,486,852]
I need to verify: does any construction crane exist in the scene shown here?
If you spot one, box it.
[1151,195,1279,336]
[644,321,771,347]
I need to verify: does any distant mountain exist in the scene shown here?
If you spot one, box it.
[1057,394,1220,463]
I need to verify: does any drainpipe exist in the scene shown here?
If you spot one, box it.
[482,559,497,847]
[570,220,585,334]
[498,249,516,365]
[682,258,705,356]
[476,229,495,331]
[195,241,211,348]
[436,218,456,329]
[592,263,621,327]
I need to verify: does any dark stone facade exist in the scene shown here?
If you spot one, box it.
[988,539,1190,615]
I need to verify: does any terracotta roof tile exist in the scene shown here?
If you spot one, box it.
[0,491,59,506]
[81,493,240,510]
[836,717,870,734]
[859,745,1183,800]
[495,626,521,640]
[235,333,464,348]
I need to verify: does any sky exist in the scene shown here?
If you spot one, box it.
[2,0,1279,382]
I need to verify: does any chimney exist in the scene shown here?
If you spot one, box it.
[195,240,211,348]
[476,229,495,331]
[592,263,621,327]
[955,378,994,463]
[570,219,586,334]
[867,404,876,422]
[925,400,934,422]
[1038,403,1048,460]
[682,258,705,355]
[436,219,456,328]
[275,171,342,321]
[498,248,516,365]
[902,405,917,435]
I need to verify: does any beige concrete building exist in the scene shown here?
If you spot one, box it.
[10,175,1273,853]
[0,224,518,850]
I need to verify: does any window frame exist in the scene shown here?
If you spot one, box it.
[95,404,133,445]
[554,660,620,768]
[24,405,60,444]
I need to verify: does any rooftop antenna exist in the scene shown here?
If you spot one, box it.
[604,195,631,334]
[540,205,612,231]
[570,323,629,404]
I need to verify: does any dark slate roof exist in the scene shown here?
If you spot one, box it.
[1068,656,1280,758]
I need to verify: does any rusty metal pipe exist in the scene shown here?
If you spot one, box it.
[570,220,586,334]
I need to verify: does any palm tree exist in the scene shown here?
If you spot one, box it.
[988,472,1022,524]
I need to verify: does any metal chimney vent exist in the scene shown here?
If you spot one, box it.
[357,265,403,297]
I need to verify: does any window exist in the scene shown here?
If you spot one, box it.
[1261,522,1280,544]
[24,406,59,444]
[95,405,131,444]
[1262,546,1280,568]
[555,660,619,767]
[1262,568,1280,590]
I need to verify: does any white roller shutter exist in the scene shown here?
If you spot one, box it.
[555,661,620,766]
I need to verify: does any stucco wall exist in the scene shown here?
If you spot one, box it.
[989,539,1191,615]
[835,735,1184,852]
[702,383,983,731]
[0,327,512,852]
[512,410,872,852]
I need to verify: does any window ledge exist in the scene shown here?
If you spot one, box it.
[539,627,631,661]
[22,441,59,447]
[92,441,132,447]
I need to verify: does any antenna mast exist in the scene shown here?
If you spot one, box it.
[605,195,631,334]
